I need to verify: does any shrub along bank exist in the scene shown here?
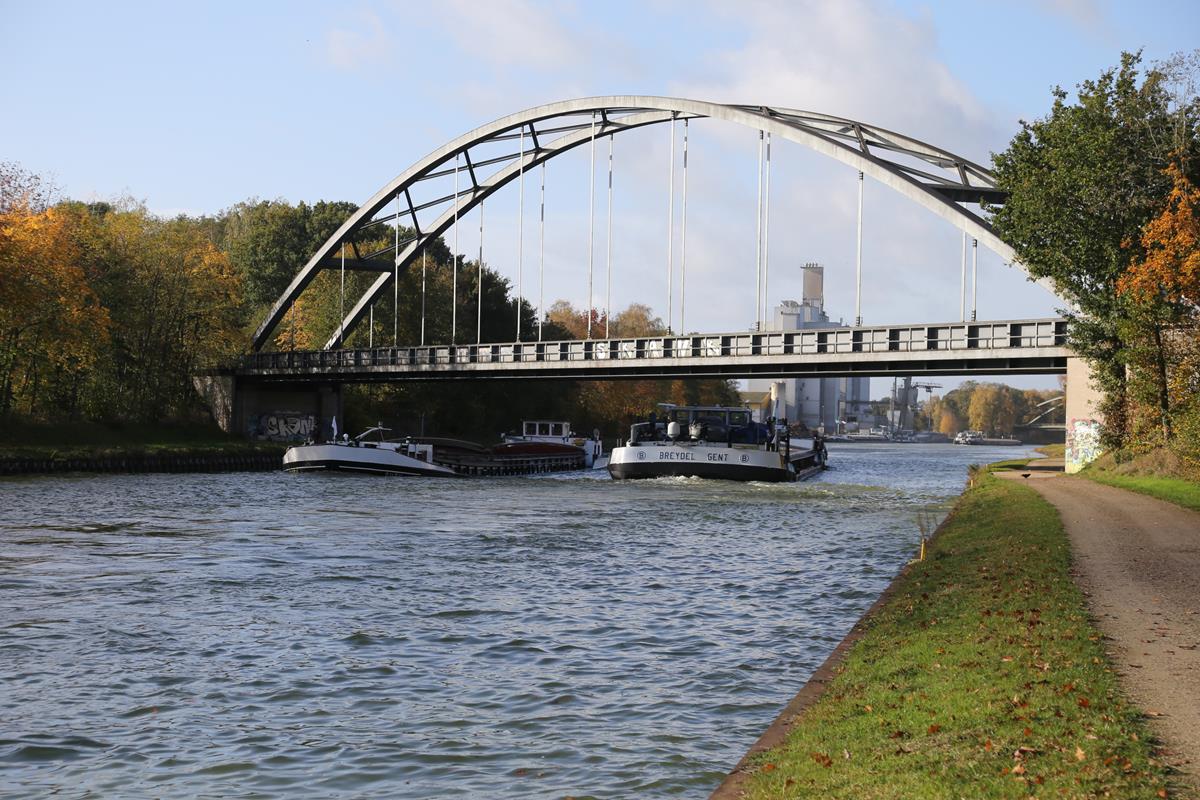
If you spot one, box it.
[0,422,283,464]
[733,471,1175,799]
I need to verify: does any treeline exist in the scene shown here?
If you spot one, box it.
[0,166,734,441]
[0,185,241,422]
[923,382,1064,438]
[990,50,1200,470]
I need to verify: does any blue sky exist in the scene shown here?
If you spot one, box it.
[4,0,1197,394]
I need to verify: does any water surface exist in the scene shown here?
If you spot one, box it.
[0,443,1036,798]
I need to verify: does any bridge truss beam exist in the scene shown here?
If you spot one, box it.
[252,97,1048,353]
[239,318,1068,383]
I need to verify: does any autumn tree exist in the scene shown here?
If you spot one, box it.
[57,202,244,421]
[991,51,1199,447]
[0,203,110,419]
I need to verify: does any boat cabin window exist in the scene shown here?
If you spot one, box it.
[525,422,537,436]
[550,423,564,436]
[728,410,750,426]
[538,423,550,435]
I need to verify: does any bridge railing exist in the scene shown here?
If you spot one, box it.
[239,319,1067,373]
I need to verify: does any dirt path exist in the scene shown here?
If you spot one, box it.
[1001,469,1200,787]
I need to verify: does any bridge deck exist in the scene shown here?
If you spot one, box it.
[237,319,1069,382]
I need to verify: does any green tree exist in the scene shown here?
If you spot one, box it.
[990,51,1199,447]
[64,202,243,421]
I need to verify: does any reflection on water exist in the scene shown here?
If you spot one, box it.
[0,443,1036,798]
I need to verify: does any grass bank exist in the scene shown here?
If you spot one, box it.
[1079,448,1200,512]
[0,422,283,461]
[1080,472,1200,513]
[733,471,1174,799]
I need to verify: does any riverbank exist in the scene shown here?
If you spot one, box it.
[714,467,1178,799]
[0,422,285,475]
[1078,447,1200,512]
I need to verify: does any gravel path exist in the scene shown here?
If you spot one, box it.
[1005,469,1200,788]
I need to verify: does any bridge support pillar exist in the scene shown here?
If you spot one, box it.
[1064,356,1104,474]
[194,373,343,443]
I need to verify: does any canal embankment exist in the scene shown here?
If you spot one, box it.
[713,463,1182,799]
[0,423,286,475]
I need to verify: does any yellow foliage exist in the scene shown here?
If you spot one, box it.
[1119,163,1200,306]
[0,204,110,415]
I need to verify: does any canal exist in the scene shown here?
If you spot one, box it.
[0,443,1036,798]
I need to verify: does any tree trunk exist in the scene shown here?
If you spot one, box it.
[1151,323,1172,443]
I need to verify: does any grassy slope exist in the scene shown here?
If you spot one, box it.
[739,473,1174,799]
[1037,443,1066,459]
[0,422,283,460]
[1081,472,1200,513]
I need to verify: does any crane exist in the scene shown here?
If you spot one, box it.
[890,379,943,436]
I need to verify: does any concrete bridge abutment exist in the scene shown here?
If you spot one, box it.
[1064,356,1104,473]
[194,372,343,443]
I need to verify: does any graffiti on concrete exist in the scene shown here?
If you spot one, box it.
[250,411,316,442]
[1065,417,1102,474]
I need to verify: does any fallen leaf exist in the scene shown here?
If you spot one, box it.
[1075,746,1086,762]
[928,724,941,734]
[762,763,776,772]
[1011,763,1026,775]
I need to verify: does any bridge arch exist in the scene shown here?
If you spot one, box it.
[252,96,1045,352]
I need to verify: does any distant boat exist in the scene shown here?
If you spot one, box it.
[499,420,605,469]
[283,425,457,477]
[608,404,826,482]
[954,430,1022,446]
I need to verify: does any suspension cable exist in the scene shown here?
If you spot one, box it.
[452,154,460,345]
[394,193,400,346]
[605,134,614,339]
[666,113,676,333]
[855,171,864,327]
[960,230,967,322]
[587,111,596,339]
[517,126,525,341]
[339,241,345,346]
[971,237,978,322]
[754,131,763,331]
[680,118,689,334]
[477,200,484,345]
[538,161,545,342]
[420,250,427,346]
[762,131,772,327]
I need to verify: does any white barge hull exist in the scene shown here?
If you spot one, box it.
[283,443,457,477]
[607,444,793,482]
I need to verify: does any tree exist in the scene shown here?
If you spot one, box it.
[1116,164,1200,445]
[58,202,243,421]
[1,161,58,213]
[1120,164,1200,308]
[220,199,365,311]
[991,51,1199,447]
[0,202,110,418]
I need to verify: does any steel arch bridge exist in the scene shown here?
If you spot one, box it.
[251,95,1051,354]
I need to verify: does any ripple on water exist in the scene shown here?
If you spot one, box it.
[0,443,1038,798]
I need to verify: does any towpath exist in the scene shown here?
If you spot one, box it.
[1000,464,1200,787]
